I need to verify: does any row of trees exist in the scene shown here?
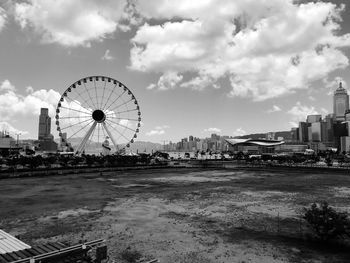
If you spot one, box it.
[0,152,161,171]
[232,150,350,166]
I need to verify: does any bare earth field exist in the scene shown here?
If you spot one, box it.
[1,168,350,262]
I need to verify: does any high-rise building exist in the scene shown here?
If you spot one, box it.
[37,108,57,152]
[311,122,324,142]
[298,122,308,142]
[333,122,347,150]
[306,115,322,124]
[345,110,350,122]
[38,108,51,140]
[291,127,299,142]
[333,82,349,121]
[324,114,335,144]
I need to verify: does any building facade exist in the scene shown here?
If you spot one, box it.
[37,108,57,152]
[333,82,349,121]
[38,108,51,140]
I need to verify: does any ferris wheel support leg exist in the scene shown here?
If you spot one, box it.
[75,121,97,155]
[102,122,119,152]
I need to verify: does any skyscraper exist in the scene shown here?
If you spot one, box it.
[37,108,57,152]
[333,82,349,121]
[38,108,51,140]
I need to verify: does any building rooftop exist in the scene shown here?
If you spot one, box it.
[225,138,285,147]
[0,229,31,254]
[334,82,348,95]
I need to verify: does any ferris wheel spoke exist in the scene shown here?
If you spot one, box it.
[70,90,95,111]
[64,96,92,113]
[106,118,136,133]
[60,118,93,131]
[102,122,119,151]
[83,82,98,110]
[104,90,127,112]
[59,115,91,119]
[94,79,100,109]
[106,108,138,115]
[108,98,134,113]
[107,116,139,122]
[101,83,117,110]
[105,120,131,143]
[67,119,95,140]
[75,121,97,154]
[100,79,107,110]
[60,106,92,116]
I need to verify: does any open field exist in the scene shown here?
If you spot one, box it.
[1,168,350,262]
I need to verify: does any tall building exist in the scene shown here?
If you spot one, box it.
[37,108,57,152]
[333,82,349,121]
[324,114,335,143]
[298,122,309,142]
[306,115,322,123]
[291,127,299,142]
[311,122,326,142]
[38,108,51,140]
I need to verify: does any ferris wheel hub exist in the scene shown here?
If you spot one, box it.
[92,109,106,123]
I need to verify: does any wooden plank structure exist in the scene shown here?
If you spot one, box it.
[0,230,107,263]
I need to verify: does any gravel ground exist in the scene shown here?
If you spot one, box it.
[1,168,350,262]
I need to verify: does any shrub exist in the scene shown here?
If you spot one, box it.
[303,201,350,241]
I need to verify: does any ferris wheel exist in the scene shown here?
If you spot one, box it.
[55,76,141,155]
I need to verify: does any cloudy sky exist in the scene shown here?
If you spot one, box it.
[0,0,350,143]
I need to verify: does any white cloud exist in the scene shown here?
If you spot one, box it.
[308,95,316,101]
[203,127,221,133]
[0,121,29,137]
[146,125,169,136]
[146,83,156,90]
[288,121,298,128]
[267,105,281,113]
[147,71,183,91]
[14,0,127,47]
[287,101,318,122]
[232,128,246,137]
[146,129,165,136]
[0,7,6,32]
[26,86,34,93]
[0,81,61,121]
[130,0,350,100]
[155,125,170,130]
[0,80,16,92]
[320,107,329,115]
[101,49,114,60]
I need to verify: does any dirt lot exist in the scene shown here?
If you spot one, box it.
[1,168,350,262]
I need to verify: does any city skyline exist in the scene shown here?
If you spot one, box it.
[1,0,350,143]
